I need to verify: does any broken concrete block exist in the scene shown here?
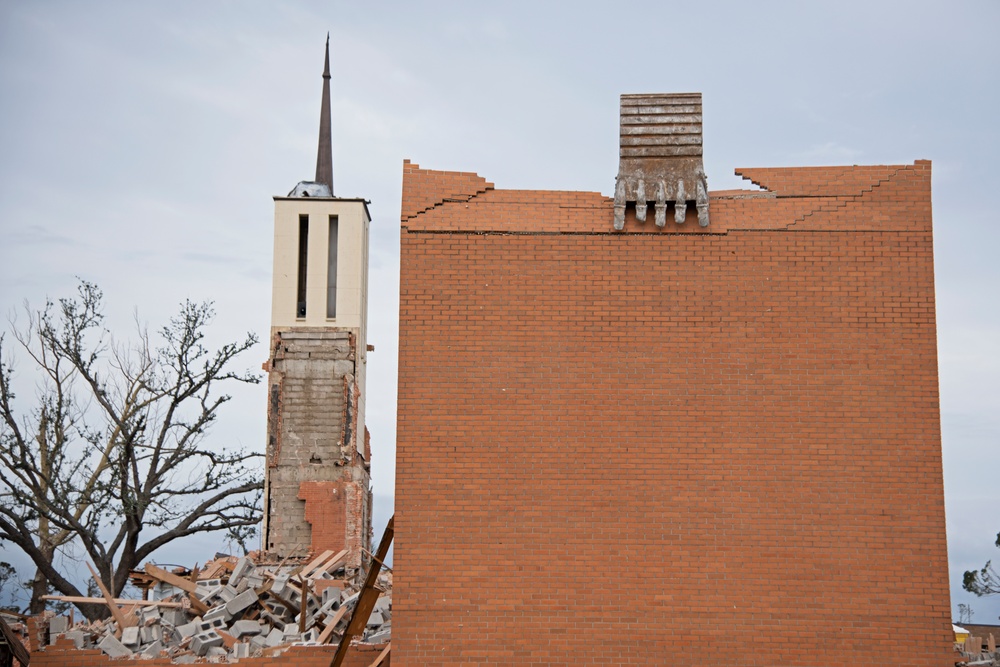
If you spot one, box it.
[141,640,163,658]
[140,624,159,644]
[121,626,140,647]
[191,630,223,656]
[153,582,183,600]
[196,617,227,633]
[230,557,253,585]
[300,628,319,644]
[162,608,187,626]
[366,627,391,644]
[139,606,161,623]
[174,622,198,641]
[321,586,343,607]
[225,588,258,615]
[265,627,284,647]
[49,615,69,636]
[99,633,132,658]
[249,634,268,651]
[367,610,384,627]
[197,585,223,603]
[202,603,232,623]
[64,631,87,648]
[271,574,287,595]
[219,585,238,603]
[233,641,251,658]
[205,646,228,657]
[230,619,263,638]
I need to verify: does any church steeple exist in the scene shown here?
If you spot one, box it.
[315,34,333,194]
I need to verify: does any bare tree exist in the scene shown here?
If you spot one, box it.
[964,531,1000,599]
[0,281,262,619]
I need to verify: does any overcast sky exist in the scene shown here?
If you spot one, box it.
[1,1,997,622]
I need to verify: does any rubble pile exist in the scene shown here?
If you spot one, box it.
[958,632,1000,667]
[44,549,391,662]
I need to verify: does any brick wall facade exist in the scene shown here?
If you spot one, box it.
[264,329,371,571]
[393,160,953,665]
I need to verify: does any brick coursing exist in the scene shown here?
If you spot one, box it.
[264,329,371,571]
[393,161,952,665]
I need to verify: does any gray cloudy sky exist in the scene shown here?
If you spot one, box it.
[1,1,997,622]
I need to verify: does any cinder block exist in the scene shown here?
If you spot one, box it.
[64,631,87,648]
[140,624,159,644]
[230,557,253,585]
[99,633,132,658]
[230,619,263,638]
[174,622,197,641]
[141,640,163,658]
[225,588,259,615]
[196,617,227,633]
[219,584,238,603]
[49,615,68,636]
[121,625,140,647]
[139,606,161,622]
[162,608,187,626]
[271,574,288,596]
[203,603,232,623]
[366,627,391,644]
[153,582,184,600]
[191,630,224,656]
[265,627,284,647]
[233,641,251,658]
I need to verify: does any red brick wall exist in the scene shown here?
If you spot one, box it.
[393,161,952,665]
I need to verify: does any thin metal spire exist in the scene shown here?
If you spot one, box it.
[315,33,333,194]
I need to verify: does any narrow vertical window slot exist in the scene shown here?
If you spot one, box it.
[327,216,339,318]
[296,215,309,318]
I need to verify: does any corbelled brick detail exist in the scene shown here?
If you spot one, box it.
[393,161,952,665]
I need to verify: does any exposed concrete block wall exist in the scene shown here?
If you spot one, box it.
[393,160,952,665]
[264,328,372,570]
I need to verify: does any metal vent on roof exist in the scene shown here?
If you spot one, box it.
[613,93,709,229]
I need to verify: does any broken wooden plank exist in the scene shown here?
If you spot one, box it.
[217,629,237,650]
[0,614,31,667]
[310,550,349,579]
[317,604,349,644]
[42,595,184,608]
[330,515,393,667]
[369,642,390,667]
[143,564,199,594]
[300,549,336,577]
[299,579,310,633]
[86,562,134,635]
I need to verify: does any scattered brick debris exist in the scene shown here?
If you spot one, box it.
[35,550,392,663]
